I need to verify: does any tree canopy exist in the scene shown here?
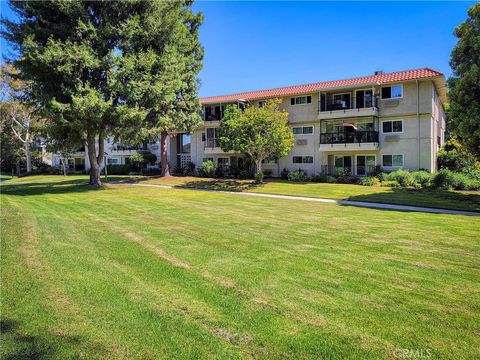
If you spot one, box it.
[2,0,203,184]
[447,3,480,157]
[219,99,294,182]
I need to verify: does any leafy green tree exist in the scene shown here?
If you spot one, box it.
[437,138,476,172]
[115,1,203,177]
[219,99,294,183]
[447,3,480,157]
[0,101,24,174]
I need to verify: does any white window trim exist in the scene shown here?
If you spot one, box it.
[291,95,312,106]
[380,84,403,99]
[292,126,314,136]
[381,119,404,134]
[292,155,314,164]
[381,154,404,168]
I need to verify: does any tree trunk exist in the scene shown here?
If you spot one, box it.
[61,158,66,176]
[25,140,32,173]
[87,131,102,186]
[255,159,263,183]
[160,130,170,177]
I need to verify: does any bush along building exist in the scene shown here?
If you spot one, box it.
[168,68,446,177]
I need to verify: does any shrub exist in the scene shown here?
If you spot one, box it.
[311,173,335,183]
[451,172,471,190]
[411,171,433,188]
[287,169,307,182]
[385,169,415,187]
[280,168,289,180]
[255,172,264,183]
[376,172,389,182]
[200,160,216,177]
[463,167,480,181]
[107,164,130,175]
[432,169,457,190]
[237,170,251,179]
[358,176,380,186]
[263,169,273,178]
[142,167,162,176]
[380,180,400,187]
[465,179,480,191]
[437,139,476,172]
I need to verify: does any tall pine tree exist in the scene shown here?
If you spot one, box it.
[448,3,480,157]
[2,0,203,183]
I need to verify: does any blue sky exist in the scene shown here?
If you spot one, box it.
[1,1,474,97]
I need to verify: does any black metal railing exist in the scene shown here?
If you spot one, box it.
[320,130,379,145]
[318,96,378,112]
[111,144,148,151]
[204,139,220,148]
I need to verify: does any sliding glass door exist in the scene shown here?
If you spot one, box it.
[356,155,376,176]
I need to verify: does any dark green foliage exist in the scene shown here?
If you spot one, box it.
[437,139,476,171]
[287,169,307,182]
[447,3,480,157]
[358,176,380,186]
[311,174,336,183]
[385,169,415,187]
[200,160,216,177]
[433,169,458,190]
[107,164,131,175]
[280,168,289,180]
[411,171,433,188]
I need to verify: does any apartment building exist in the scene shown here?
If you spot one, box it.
[170,68,447,177]
[44,137,162,172]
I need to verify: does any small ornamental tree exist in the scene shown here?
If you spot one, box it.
[447,3,480,157]
[219,98,294,182]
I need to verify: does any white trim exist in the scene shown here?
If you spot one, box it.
[381,154,404,168]
[292,155,314,164]
[380,119,404,134]
[380,84,403,99]
[354,89,374,108]
[291,126,314,135]
[290,95,313,106]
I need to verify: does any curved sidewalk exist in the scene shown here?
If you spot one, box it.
[114,182,480,216]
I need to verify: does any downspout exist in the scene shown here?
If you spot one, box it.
[416,79,420,170]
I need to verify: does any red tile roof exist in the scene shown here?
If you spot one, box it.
[200,68,444,104]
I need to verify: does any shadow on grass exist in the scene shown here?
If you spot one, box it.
[346,187,480,212]
[175,179,262,192]
[0,318,91,360]
[0,179,103,197]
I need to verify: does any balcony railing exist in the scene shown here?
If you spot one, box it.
[320,130,379,145]
[111,144,148,151]
[204,138,220,148]
[318,96,378,112]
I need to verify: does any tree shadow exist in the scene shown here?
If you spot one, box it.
[0,318,97,360]
[345,187,480,212]
[174,178,262,192]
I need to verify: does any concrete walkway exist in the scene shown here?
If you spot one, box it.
[112,182,480,216]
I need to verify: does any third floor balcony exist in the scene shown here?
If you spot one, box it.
[318,91,379,119]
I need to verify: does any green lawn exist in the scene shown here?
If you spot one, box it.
[137,176,480,212]
[1,176,479,359]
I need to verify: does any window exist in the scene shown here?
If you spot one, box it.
[262,156,278,164]
[217,157,229,165]
[290,96,312,105]
[258,101,265,108]
[382,154,404,167]
[381,85,403,99]
[206,128,219,147]
[292,126,313,135]
[355,89,373,108]
[293,156,313,164]
[107,158,119,165]
[382,120,403,133]
[177,133,191,154]
[202,157,214,162]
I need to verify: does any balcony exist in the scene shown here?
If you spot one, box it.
[319,130,379,151]
[318,96,378,120]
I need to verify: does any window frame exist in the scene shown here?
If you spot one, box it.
[292,126,314,135]
[382,154,404,168]
[381,84,403,99]
[293,155,314,164]
[290,95,312,106]
[381,119,404,134]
